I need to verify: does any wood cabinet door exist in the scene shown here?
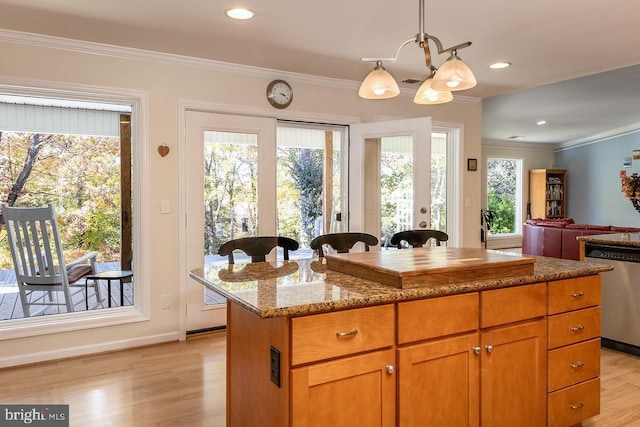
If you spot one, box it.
[397,333,480,427]
[481,320,547,427]
[290,349,395,427]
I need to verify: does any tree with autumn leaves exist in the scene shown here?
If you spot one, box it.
[0,131,123,267]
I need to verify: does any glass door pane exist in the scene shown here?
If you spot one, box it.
[380,136,414,246]
[431,132,448,233]
[203,131,258,264]
[276,123,347,255]
[349,118,432,240]
[185,111,275,332]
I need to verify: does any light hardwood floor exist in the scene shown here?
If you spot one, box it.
[1,333,639,426]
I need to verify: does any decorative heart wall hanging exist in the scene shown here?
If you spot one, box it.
[158,143,170,157]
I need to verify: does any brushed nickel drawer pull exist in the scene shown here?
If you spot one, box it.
[571,361,585,369]
[485,345,494,353]
[570,325,585,332]
[570,402,585,410]
[386,365,395,374]
[472,346,481,355]
[336,329,358,338]
[571,291,585,298]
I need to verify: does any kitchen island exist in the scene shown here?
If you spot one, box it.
[190,247,612,427]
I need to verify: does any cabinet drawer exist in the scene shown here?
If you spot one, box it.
[548,307,600,349]
[397,293,479,344]
[481,282,546,328]
[548,275,601,315]
[548,339,600,392]
[548,378,600,427]
[291,304,394,366]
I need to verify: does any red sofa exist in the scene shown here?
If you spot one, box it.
[522,218,640,260]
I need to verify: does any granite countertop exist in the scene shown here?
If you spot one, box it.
[189,250,612,319]
[577,232,640,247]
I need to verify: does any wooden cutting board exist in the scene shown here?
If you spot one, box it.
[325,247,535,288]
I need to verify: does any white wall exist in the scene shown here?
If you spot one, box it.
[0,31,482,365]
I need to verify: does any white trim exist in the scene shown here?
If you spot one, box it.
[485,156,525,236]
[0,76,151,341]
[487,235,523,249]
[556,125,640,151]
[434,122,464,248]
[0,28,481,105]
[0,332,178,368]
[483,123,640,152]
[180,100,361,126]
[0,28,352,90]
[0,307,148,341]
[482,138,559,152]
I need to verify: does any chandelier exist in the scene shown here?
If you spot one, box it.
[358,0,476,105]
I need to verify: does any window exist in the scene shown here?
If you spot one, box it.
[486,158,523,236]
[0,85,147,338]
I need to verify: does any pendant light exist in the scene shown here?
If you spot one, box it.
[358,61,400,99]
[358,0,475,104]
[414,69,453,104]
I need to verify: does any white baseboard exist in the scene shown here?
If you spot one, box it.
[486,235,522,249]
[0,332,180,368]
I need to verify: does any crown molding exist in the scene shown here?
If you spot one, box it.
[0,29,356,88]
[482,138,559,152]
[555,122,640,151]
[0,28,482,105]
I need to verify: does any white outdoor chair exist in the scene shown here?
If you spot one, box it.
[2,203,104,317]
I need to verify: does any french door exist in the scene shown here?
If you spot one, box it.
[184,111,276,332]
[350,118,441,247]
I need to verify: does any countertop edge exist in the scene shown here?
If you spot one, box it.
[190,259,611,319]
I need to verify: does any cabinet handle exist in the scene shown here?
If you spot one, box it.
[485,345,494,353]
[571,291,585,298]
[386,365,395,374]
[472,346,481,355]
[570,402,585,410]
[570,325,585,332]
[570,361,585,369]
[336,329,358,338]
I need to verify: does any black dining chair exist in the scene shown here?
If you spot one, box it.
[310,232,379,257]
[218,236,299,264]
[390,229,449,249]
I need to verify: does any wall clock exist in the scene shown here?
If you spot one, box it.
[266,79,293,109]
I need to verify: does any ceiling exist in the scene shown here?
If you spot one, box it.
[1,0,640,144]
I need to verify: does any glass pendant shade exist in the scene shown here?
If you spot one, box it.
[431,54,477,91]
[414,77,453,104]
[358,62,400,99]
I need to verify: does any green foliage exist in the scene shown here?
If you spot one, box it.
[486,159,517,235]
[278,147,323,245]
[487,189,515,233]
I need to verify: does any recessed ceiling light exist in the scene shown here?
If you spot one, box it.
[225,8,256,20]
[537,120,547,125]
[489,62,512,69]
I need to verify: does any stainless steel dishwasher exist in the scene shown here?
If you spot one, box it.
[585,242,640,356]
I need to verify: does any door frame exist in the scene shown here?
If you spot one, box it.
[184,110,277,332]
[350,118,463,247]
[177,100,359,339]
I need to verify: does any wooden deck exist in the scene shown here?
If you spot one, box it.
[0,263,134,320]
[1,262,227,320]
